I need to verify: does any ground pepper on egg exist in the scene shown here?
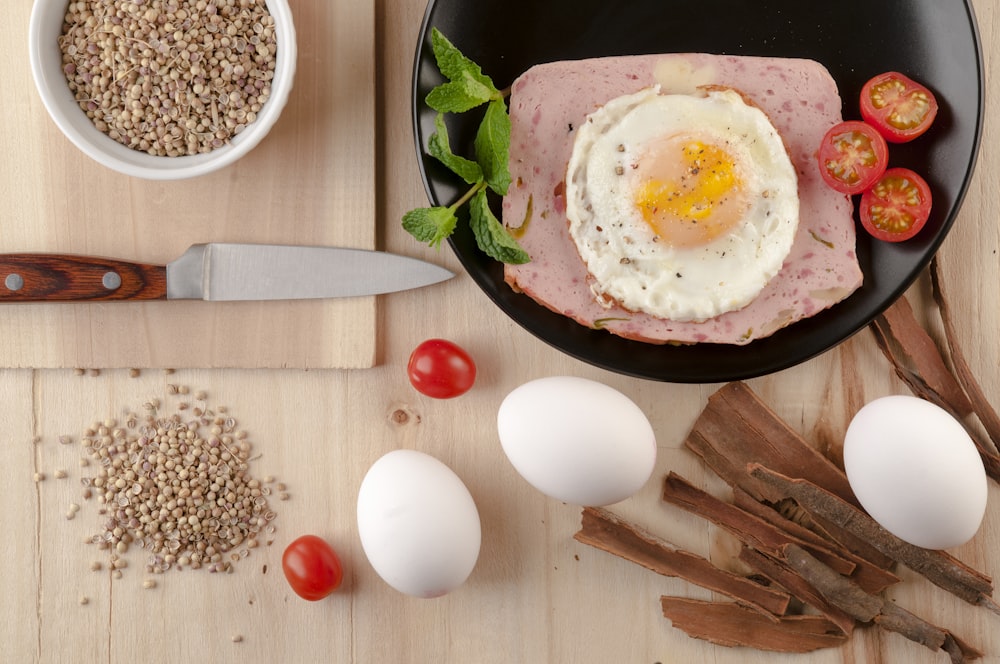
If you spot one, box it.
[58,0,277,157]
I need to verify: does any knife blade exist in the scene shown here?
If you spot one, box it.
[0,243,453,302]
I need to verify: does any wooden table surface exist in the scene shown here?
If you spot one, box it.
[3,1,999,663]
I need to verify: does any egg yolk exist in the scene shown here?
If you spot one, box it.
[632,138,748,248]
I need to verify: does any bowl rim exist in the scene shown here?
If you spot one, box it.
[27,0,297,181]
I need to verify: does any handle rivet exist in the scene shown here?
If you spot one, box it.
[4,274,24,291]
[102,271,122,291]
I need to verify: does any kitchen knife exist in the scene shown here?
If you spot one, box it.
[0,243,453,302]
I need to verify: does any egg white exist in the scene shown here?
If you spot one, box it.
[565,86,799,322]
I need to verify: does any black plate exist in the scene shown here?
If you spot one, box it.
[411,0,984,383]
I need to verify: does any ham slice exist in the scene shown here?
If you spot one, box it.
[502,54,863,345]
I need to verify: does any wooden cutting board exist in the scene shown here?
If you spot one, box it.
[0,0,377,369]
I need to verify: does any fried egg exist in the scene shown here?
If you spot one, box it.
[565,86,799,322]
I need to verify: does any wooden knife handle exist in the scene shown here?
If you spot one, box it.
[0,254,168,302]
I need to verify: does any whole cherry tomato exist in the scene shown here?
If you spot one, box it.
[282,534,344,601]
[407,338,477,399]
[860,71,939,143]
[816,120,888,195]
[859,167,932,243]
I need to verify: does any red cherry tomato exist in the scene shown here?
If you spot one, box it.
[407,338,477,399]
[860,72,939,143]
[817,120,889,195]
[859,167,932,243]
[282,535,344,601]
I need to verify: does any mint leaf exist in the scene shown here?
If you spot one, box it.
[402,206,458,248]
[428,113,483,184]
[426,79,494,114]
[469,188,529,264]
[430,28,499,96]
[403,30,528,264]
[474,98,512,196]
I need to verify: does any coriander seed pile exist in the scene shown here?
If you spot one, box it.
[58,0,278,157]
[76,388,284,576]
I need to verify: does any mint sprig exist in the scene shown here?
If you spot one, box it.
[475,98,512,196]
[427,112,482,185]
[403,28,529,265]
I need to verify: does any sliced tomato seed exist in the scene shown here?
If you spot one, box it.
[825,159,860,185]
[825,131,879,184]
[886,95,932,129]
[818,120,889,194]
[868,79,907,109]
[868,204,916,233]
[867,79,934,130]
[873,175,923,202]
[836,131,880,164]
[868,176,924,232]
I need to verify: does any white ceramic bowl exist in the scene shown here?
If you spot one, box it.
[28,0,296,180]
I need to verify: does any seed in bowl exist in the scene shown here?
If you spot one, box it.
[58,0,278,157]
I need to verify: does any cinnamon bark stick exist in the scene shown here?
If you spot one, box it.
[574,507,791,618]
[660,596,848,653]
[733,489,899,594]
[783,544,982,663]
[870,294,975,417]
[805,509,899,574]
[661,472,900,594]
[687,382,896,571]
[732,487,835,552]
[870,291,1000,482]
[750,464,997,613]
[930,257,1000,457]
[684,381,859,506]
[737,545,857,636]
[662,472,854,577]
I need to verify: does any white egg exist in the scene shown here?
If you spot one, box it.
[565,86,799,322]
[356,450,481,597]
[843,395,987,550]
[497,376,657,506]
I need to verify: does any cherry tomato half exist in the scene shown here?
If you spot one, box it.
[860,71,938,143]
[407,338,477,399]
[859,167,932,243]
[282,535,344,601]
[817,121,889,195]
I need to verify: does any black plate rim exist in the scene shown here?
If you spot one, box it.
[410,0,985,384]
